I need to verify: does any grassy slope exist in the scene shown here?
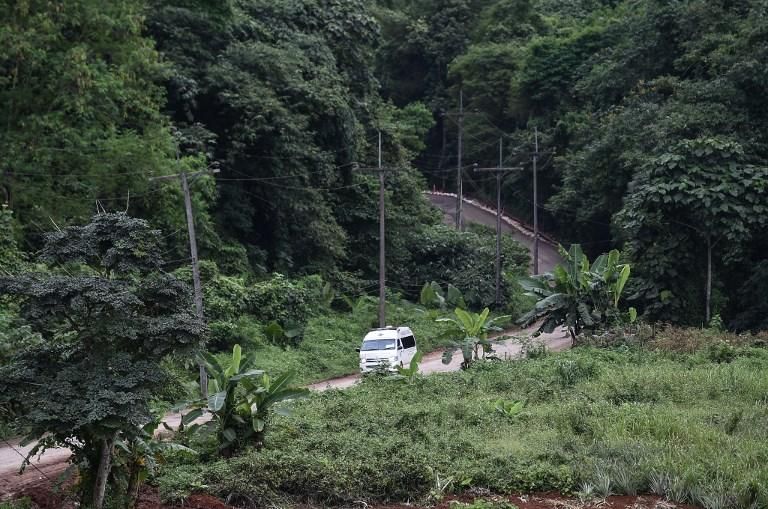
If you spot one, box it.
[161,343,768,507]
[225,301,453,385]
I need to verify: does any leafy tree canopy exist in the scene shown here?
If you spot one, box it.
[0,213,205,506]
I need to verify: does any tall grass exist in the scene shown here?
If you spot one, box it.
[159,343,768,507]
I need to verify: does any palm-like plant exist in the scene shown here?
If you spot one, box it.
[114,419,196,508]
[240,371,309,447]
[438,307,511,369]
[518,245,633,340]
[182,344,308,456]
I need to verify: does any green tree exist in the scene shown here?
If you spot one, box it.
[0,0,177,240]
[0,214,204,509]
[617,137,768,324]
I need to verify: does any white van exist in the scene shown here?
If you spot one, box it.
[358,326,418,373]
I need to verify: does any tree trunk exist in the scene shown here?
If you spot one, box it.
[126,462,140,509]
[706,235,712,325]
[92,435,116,509]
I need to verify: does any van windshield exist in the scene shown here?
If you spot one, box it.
[361,339,396,351]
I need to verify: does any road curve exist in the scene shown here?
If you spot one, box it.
[427,192,562,274]
[308,325,570,391]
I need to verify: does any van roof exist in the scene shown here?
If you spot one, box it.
[362,326,413,341]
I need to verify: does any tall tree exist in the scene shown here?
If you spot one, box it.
[0,0,177,240]
[0,214,205,508]
[617,137,768,323]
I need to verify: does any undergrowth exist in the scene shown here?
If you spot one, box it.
[157,339,768,508]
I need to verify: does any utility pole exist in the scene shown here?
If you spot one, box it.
[355,131,400,328]
[515,127,554,275]
[533,127,540,275]
[475,138,522,306]
[456,90,464,231]
[150,157,219,398]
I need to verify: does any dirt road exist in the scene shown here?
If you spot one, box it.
[0,326,570,498]
[0,192,568,497]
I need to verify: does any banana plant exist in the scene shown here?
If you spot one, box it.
[239,371,309,447]
[390,351,424,384]
[419,282,466,311]
[438,307,510,369]
[494,399,526,419]
[113,419,196,509]
[181,344,307,456]
[518,245,634,340]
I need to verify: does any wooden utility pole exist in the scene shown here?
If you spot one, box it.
[150,159,219,398]
[355,131,400,328]
[533,127,540,275]
[456,90,464,230]
[475,138,523,306]
[514,128,553,275]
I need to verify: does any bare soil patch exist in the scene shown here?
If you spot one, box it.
[10,487,700,509]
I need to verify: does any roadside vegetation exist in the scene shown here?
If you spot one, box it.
[2,0,768,508]
[158,327,768,508]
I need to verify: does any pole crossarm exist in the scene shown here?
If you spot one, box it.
[473,166,524,174]
[148,168,220,181]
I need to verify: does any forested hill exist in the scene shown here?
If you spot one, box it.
[2,0,768,329]
[375,0,768,329]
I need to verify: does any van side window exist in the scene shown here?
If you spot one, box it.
[402,335,415,349]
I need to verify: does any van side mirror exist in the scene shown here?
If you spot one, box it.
[355,348,360,353]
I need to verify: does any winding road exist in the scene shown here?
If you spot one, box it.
[427,192,561,274]
[0,195,567,498]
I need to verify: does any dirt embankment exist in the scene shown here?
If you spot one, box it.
[16,487,699,509]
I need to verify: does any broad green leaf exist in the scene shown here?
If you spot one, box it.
[207,390,227,413]
[181,408,204,426]
[590,254,608,274]
[614,264,631,307]
[225,344,242,377]
[222,428,237,442]
[454,307,474,333]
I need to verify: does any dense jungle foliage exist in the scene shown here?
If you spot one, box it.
[2,0,767,329]
[375,0,768,328]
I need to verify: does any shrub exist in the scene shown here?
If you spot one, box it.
[389,224,529,310]
[246,273,324,325]
[174,260,249,321]
[159,338,768,507]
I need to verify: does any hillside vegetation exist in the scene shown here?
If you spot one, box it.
[2,0,768,328]
[159,329,768,507]
[2,0,768,508]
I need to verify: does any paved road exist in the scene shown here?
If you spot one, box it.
[309,325,570,391]
[427,193,562,274]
